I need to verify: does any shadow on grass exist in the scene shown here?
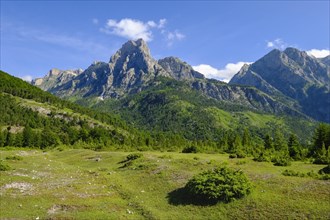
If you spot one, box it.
[167,187,218,206]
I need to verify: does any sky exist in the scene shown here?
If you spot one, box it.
[1,1,329,83]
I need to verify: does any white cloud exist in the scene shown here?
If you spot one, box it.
[165,30,185,46]
[21,75,33,82]
[193,62,252,83]
[266,38,288,50]
[101,18,167,42]
[158,19,167,29]
[306,49,330,58]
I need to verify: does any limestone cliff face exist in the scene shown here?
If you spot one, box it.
[47,39,171,99]
[230,48,330,122]
[158,57,204,80]
[31,68,83,91]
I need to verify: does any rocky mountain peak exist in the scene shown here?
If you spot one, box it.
[158,56,204,80]
[47,68,61,77]
[115,38,151,59]
[32,68,83,91]
[230,47,330,122]
[108,38,166,77]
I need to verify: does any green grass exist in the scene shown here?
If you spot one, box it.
[0,149,329,219]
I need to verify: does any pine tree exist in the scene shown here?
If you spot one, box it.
[23,126,33,147]
[274,129,288,152]
[288,133,301,160]
[0,131,4,147]
[242,128,251,154]
[264,133,274,150]
[312,123,330,156]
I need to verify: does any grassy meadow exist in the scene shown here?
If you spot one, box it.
[0,148,329,219]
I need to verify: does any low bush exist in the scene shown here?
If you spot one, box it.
[126,153,143,161]
[229,151,246,159]
[272,157,291,167]
[253,152,271,162]
[5,155,23,161]
[0,162,11,171]
[282,169,305,177]
[182,146,197,153]
[185,166,252,203]
[282,169,330,180]
[272,155,291,166]
[318,164,330,174]
[229,154,237,159]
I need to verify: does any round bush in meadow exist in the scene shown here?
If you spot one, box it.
[185,166,252,203]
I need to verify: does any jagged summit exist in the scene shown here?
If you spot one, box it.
[32,68,83,91]
[112,38,151,60]
[230,47,330,122]
[109,38,168,78]
[158,56,204,80]
[34,39,206,99]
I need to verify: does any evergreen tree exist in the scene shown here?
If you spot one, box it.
[264,133,274,150]
[22,126,33,147]
[274,129,288,152]
[0,131,4,147]
[5,128,15,146]
[288,133,301,160]
[40,128,59,149]
[312,123,330,156]
[242,128,252,154]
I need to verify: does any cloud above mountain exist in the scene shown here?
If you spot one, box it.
[266,38,288,50]
[101,18,164,42]
[193,62,252,83]
[100,18,184,46]
[306,49,330,58]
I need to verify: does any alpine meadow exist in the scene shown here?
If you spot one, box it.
[1,1,329,219]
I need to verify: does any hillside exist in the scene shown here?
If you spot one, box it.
[92,77,315,146]
[0,70,140,149]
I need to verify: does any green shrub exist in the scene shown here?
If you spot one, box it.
[229,154,237,159]
[319,174,330,180]
[282,169,305,177]
[229,151,246,159]
[272,154,291,166]
[126,153,142,161]
[5,155,23,161]
[185,166,252,203]
[0,162,11,171]
[313,157,330,165]
[306,170,319,178]
[319,164,330,174]
[253,152,271,162]
[182,146,198,153]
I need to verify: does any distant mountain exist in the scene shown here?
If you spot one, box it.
[36,39,171,99]
[32,68,83,91]
[33,39,303,117]
[319,55,330,66]
[28,39,321,146]
[230,48,330,122]
[158,56,205,80]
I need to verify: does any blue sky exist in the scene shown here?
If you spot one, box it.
[1,1,329,82]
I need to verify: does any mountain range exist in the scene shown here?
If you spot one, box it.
[230,47,330,122]
[32,39,329,123]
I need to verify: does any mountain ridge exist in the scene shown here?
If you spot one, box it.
[32,39,306,119]
[230,47,330,122]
